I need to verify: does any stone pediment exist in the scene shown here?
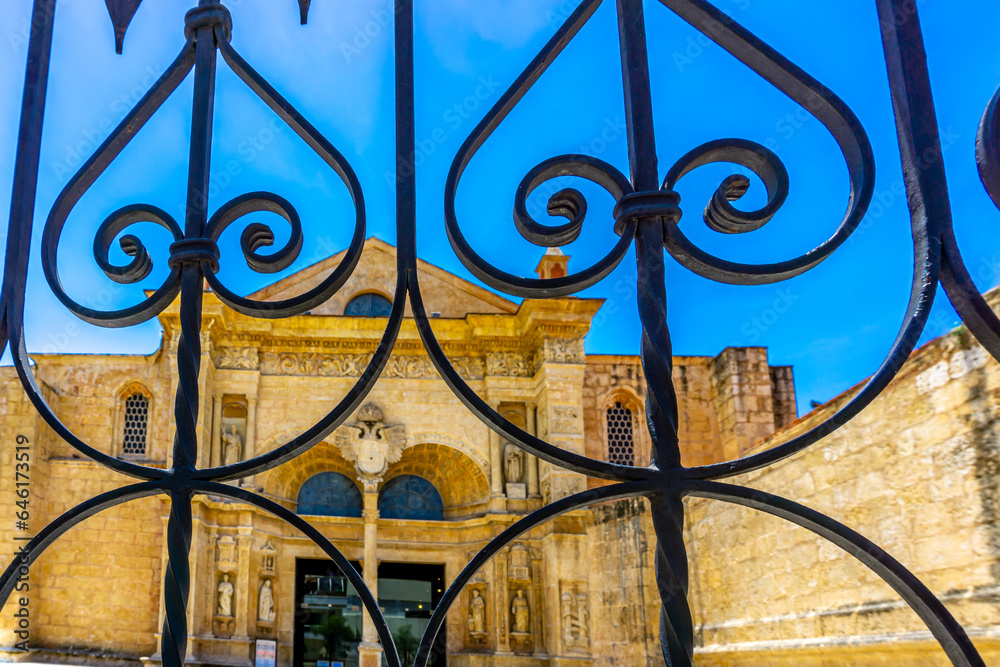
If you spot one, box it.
[247,237,517,319]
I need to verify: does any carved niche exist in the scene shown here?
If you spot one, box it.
[219,399,247,467]
[507,544,533,654]
[215,534,238,573]
[259,539,277,575]
[334,403,406,483]
[466,574,488,648]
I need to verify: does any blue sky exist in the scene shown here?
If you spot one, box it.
[1,0,998,417]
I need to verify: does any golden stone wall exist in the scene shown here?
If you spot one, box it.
[686,325,1000,665]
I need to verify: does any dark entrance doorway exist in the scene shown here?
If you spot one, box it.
[294,559,364,667]
[377,562,446,666]
[293,559,447,667]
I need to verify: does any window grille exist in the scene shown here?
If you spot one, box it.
[122,393,149,456]
[606,401,635,466]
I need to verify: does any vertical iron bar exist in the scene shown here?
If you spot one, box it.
[3,0,58,351]
[616,0,693,664]
[395,0,417,272]
[161,12,218,667]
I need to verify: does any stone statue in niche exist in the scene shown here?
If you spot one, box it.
[222,425,242,466]
[258,579,276,623]
[468,589,486,635]
[217,574,234,617]
[503,443,523,483]
[504,443,526,499]
[511,589,530,634]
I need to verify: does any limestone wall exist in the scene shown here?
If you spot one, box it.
[585,498,661,666]
[686,328,1000,665]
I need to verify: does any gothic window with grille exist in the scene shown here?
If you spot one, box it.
[122,392,149,456]
[606,401,635,466]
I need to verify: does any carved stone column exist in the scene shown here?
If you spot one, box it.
[358,484,382,667]
[525,405,539,498]
[210,394,222,468]
[241,396,258,487]
[234,529,253,640]
[489,426,503,497]
[495,551,511,654]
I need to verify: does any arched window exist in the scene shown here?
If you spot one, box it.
[606,401,635,466]
[345,292,392,317]
[378,475,444,521]
[297,472,363,517]
[122,392,150,456]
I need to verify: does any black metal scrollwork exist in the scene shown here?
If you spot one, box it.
[0,0,996,666]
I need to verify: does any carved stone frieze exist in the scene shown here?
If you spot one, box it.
[212,346,259,370]
[486,352,531,377]
[531,337,585,372]
[258,352,483,380]
[542,473,585,504]
[550,406,580,434]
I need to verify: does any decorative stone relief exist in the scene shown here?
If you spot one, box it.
[509,544,531,582]
[503,442,525,499]
[560,582,590,652]
[531,338,585,371]
[550,406,580,434]
[542,473,585,504]
[215,535,238,572]
[259,352,484,380]
[212,346,259,370]
[486,352,530,377]
[259,539,277,575]
[334,403,406,483]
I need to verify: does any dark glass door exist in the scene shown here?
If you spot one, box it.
[377,563,446,666]
[294,559,364,667]
[294,560,446,667]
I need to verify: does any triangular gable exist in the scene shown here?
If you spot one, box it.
[248,237,518,317]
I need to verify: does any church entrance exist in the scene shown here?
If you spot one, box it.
[293,559,446,667]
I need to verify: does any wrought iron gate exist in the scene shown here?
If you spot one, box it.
[2,0,999,665]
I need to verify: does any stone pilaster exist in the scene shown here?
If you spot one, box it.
[359,484,381,667]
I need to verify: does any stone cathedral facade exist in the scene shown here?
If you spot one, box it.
[0,238,796,667]
[4,238,996,666]
[0,239,1000,667]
